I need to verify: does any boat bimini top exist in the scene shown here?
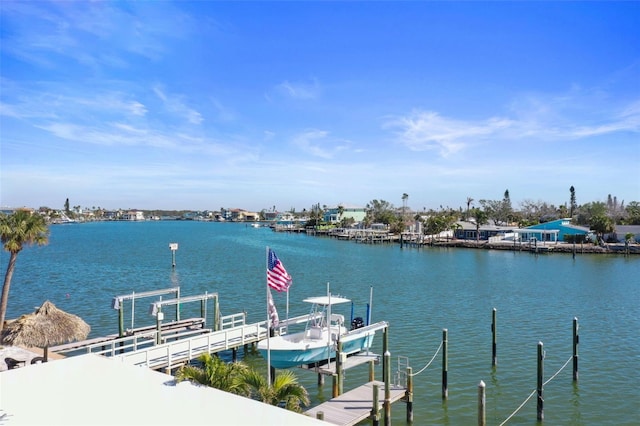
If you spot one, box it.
[302,296,351,306]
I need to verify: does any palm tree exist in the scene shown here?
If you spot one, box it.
[470,207,488,244]
[466,197,474,220]
[402,193,409,219]
[0,210,49,333]
[175,353,250,395]
[242,368,310,412]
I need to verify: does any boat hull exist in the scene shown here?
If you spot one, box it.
[258,332,375,369]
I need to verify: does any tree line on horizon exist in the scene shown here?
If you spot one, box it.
[19,187,640,232]
[304,188,639,240]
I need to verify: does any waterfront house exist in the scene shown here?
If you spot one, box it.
[522,219,590,242]
[121,210,145,221]
[263,211,279,221]
[606,225,640,243]
[454,221,517,241]
[323,204,367,224]
[220,208,260,222]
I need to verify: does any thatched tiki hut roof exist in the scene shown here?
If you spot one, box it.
[1,300,90,361]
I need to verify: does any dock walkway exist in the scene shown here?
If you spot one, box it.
[50,313,315,371]
[305,380,406,425]
[113,320,267,370]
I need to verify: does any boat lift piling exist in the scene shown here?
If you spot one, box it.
[492,308,498,367]
[112,287,181,338]
[149,293,220,345]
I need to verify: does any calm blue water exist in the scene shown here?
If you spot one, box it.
[3,221,639,425]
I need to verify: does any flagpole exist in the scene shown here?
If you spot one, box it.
[368,285,373,325]
[266,246,271,387]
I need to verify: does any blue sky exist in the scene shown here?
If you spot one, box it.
[1,1,638,213]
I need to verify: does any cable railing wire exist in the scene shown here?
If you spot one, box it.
[410,341,443,377]
[544,355,573,386]
[498,389,537,426]
[497,355,575,425]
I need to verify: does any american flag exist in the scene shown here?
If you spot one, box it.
[267,288,279,327]
[267,248,292,292]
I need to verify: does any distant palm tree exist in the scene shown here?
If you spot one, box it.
[402,193,409,218]
[471,207,488,244]
[0,210,49,333]
[242,368,310,412]
[466,197,474,220]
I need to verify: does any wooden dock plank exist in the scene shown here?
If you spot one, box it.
[305,381,406,426]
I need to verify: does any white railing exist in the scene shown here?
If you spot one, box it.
[115,321,269,369]
[220,312,246,329]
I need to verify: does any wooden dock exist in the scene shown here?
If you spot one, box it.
[305,380,407,425]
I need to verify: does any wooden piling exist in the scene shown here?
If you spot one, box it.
[118,306,125,338]
[369,359,375,382]
[332,375,338,398]
[316,411,324,420]
[492,308,497,367]
[442,328,449,399]
[406,366,413,422]
[336,341,344,395]
[573,317,579,381]
[118,305,125,353]
[371,384,380,426]
[155,311,164,345]
[213,295,220,331]
[384,350,391,426]
[478,380,486,426]
[382,326,389,383]
[537,341,544,421]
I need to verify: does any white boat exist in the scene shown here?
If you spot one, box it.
[257,295,387,369]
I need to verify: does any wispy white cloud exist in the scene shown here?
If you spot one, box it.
[0,86,147,122]
[291,129,351,159]
[569,99,640,138]
[153,86,203,125]
[263,130,276,141]
[383,110,512,157]
[0,1,189,71]
[385,92,640,157]
[274,79,321,100]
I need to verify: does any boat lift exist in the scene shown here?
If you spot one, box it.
[149,292,220,344]
[112,287,181,338]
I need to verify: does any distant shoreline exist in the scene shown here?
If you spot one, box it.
[407,239,639,255]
